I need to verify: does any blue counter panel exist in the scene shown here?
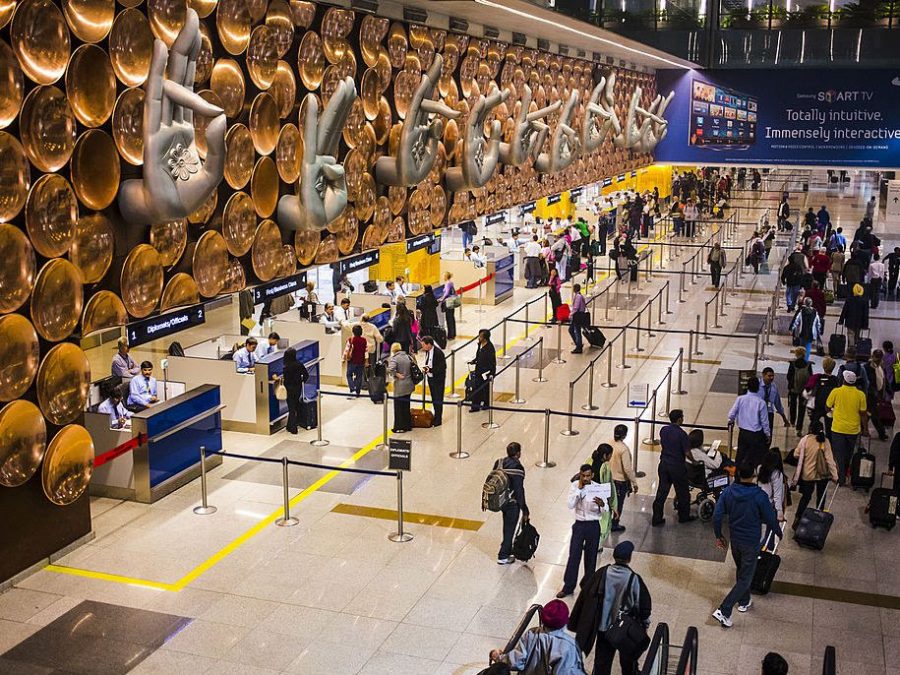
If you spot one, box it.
[266,342,320,421]
[494,254,515,301]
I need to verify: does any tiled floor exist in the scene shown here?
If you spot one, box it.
[3,170,899,674]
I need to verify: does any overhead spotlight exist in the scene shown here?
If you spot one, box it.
[537,38,550,50]
[350,0,378,13]
[512,32,527,46]
[577,49,586,58]
[403,6,428,23]
[558,45,569,55]
[483,25,500,38]
[449,17,469,33]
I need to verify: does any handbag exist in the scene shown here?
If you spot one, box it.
[274,381,288,401]
[446,294,462,309]
[604,573,650,659]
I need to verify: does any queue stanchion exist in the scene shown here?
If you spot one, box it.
[642,392,660,449]
[560,383,579,436]
[543,292,548,324]
[694,315,704,355]
[657,287,665,326]
[193,446,217,515]
[499,318,510,360]
[634,312,644,353]
[676,347,688,393]
[703,302,712,340]
[310,391,329,447]
[613,277,620,309]
[524,301,531,341]
[553,321,566,364]
[685,333,697,374]
[605,280,612,320]
[659,366,673,417]
[665,280,674,314]
[602,344,617,388]
[377,396,390,451]
[727,424,735,460]
[533,337,548,383]
[617,328,631,370]
[450,400,469,459]
[536,409,556,468]
[753,333,761,371]
[582,361,599,411]
[510,355,525,404]
[275,456,299,527]
[632,414,642,476]
[647,298,656,339]
[481,378,499,429]
[714,290,724,328]
[448,352,460,400]
[388,470,414,542]
[678,262,686,303]
[476,279,485,314]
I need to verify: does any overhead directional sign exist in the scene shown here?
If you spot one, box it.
[127,305,205,348]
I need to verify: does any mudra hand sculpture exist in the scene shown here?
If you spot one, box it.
[535,89,581,174]
[445,84,509,192]
[118,9,226,224]
[498,84,560,166]
[617,86,646,149]
[635,91,674,153]
[278,77,357,231]
[376,54,459,186]
[581,76,619,154]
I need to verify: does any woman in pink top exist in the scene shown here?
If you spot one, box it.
[548,268,562,324]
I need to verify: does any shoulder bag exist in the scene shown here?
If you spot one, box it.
[605,573,650,660]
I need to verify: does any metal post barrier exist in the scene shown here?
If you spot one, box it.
[665,281,673,315]
[660,366,672,417]
[626,272,633,301]
[533,337,547,383]
[642,393,660,451]
[714,291,723,328]
[561,384,579,436]
[524,302,531,341]
[377,396,390,450]
[632,414,641,475]
[753,333,760,371]
[602,345,617,388]
[450,400,469,458]
[193,446,216,515]
[617,329,631,369]
[499,318,510,359]
[676,348,688,393]
[311,391,329,447]
[613,277,620,309]
[448,352,460,399]
[678,262,686,303]
[634,313,644,353]
[657,289,665,326]
[543,292,548,322]
[647,298,655,339]
[727,424,735,459]
[703,302,711,340]
[694,315,704,355]
[685,332,697,374]
[635,259,642,292]
[275,456,299,527]
[387,471,414,542]
[553,321,566,364]
[582,361,599,410]
[510,356,525,404]
[481,378,499,429]
[476,279,484,313]
[536,409,556,468]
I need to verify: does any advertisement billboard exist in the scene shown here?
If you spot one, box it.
[655,69,900,168]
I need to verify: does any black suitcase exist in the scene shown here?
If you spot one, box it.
[582,326,606,349]
[512,521,540,562]
[431,326,448,350]
[856,337,873,359]
[794,487,837,550]
[368,375,386,403]
[851,442,876,491]
[751,534,781,595]
[828,332,846,358]
[298,398,317,430]
[868,485,897,530]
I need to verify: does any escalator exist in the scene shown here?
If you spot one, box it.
[640,624,699,675]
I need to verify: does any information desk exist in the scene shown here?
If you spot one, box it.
[163,336,319,433]
[87,384,224,503]
[440,251,515,306]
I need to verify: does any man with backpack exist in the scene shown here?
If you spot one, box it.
[781,260,804,312]
[484,442,530,565]
[786,348,812,437]
[806,357,839,437]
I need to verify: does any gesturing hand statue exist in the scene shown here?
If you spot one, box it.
[616,86,647,150]
[376,54,459,186]
[445,84,509,192]
[635,91,674,153]
[535,89,580,174]
[118,9,226,225]
[498,84,560,166]
[581,76,619,154]
[278,77,357,231]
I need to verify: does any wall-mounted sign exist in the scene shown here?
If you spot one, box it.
[127,305,206,348]
[406,233,436,254]
[631,170,637,177]
[251,272,307,304]
[485,212,506,226]
[519,200,537,215]
[603,178,613,187]
[546,193,562,205]
[569,187,584,199]
[617,174,626,182]
[626,382,649,408]
[388,438,412,471]
[333,250,380,276]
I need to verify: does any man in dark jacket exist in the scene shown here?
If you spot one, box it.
[568,540,652,675]
[469,328,497,412]
[419,336,445,426]
[885,246,900,298]
[712,464,783,628]
[651,410,696,526]
[496,442,529,564]
[838,283,869,350]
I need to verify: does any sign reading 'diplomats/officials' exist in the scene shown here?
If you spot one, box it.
[406,233,435,254]
[127,304,206,347]
[251,272,306,304]
[388,438,411,471]
[333,250,380,276]
[655,68,900,168]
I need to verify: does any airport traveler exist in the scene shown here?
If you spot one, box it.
[439,271,458,340]
[829,248,845,294]
[828,226,846,253]
[419,336,445,426]
[356,314,384,360]
[391,302,415,354]
[761,652,790,675]
[837,283,869,350]
[460,219,476,249]
[469,329,497,412]
[707,242,726,288]
[567,540,652,675]
[495,442,529,564]
[98,384,131,430]
[805,281,827,338]
[110,338,140,378]
[826,369,869,484]
[581,443,617,534]
[747,233,764,274]
[550,235,571,281]
[489,599,585,674]
[865,195,877,220]
[757,449,787,536]
[127,361,159,411]
[804,207,817,229]
[569,283,587,354]
[786,348,813,436]
[868,253,885,308]
[804,357,838,436]
[342,325,368,398]
[418,285,440,338]
[728,377,771,469]
[781,258,804,312]
[884,246,900,297]
[295,281,319,318]
[789,300,820,361]
[651,409,696,526]
[712,463,783,628]
[281,347,309,435]
[683,198,699,238]
[556,463,609,599]
[524,235,543,288]
[777,195,791,231]
[333,298,355,326]
[817,205,831,228]
[882,341,897,397]
[841,255,864,291]
[789,420,838,528]
[866,349,889,441]
[758,368,789,439]
[257,332,280,357]
[548,268,563,323]
[809,248,831,288]
[609,425,638,533]
[687,428,731,477]
[386,343,413,433]
[318,304,341,332]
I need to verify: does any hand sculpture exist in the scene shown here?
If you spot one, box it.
[616,86,646,150]
[498,84,560,166]
[581,76,620,154]
[278,78,357,231]
[445,84,509,192]
[534,89,581,174]
[375,54,460,186]
[118,9,226,224]
[635,91,674,153]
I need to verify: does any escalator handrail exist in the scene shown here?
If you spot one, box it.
[639,622,670,675]
[500,604,543,656]
[822,645,836,675]
[675,626,699,675]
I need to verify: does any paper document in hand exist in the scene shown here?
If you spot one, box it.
[584,482,612,501]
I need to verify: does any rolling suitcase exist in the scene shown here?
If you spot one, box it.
[411,383,434,428]
[877,400,896,427]
[867,474,898,530]
[368,360,386,403]
[582,326,606,349]
[298,397,317,430]
[850,439,876,491]
[751,533,781,595]
[794,486,837,550]
[856,336,873,359]
[828,331,846,359]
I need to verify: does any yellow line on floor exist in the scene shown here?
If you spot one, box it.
[331,504,484,531]
[43,565,180,592]
[772,581,900,610]
[627,353,722,366]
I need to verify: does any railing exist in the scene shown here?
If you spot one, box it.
[822,645,836,675]
[673,626,699,675]
[640,622,670,675]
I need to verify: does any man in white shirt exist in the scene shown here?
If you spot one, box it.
[868,253,885,309]
[557,464,609,598]
[469,246,486,268]
[98,385,131,429]
[232,337,259,373]
[319,304,341,331]
[334,297,355,325]
[384,280,404,303]
[258,332,280,357]
[523,235,542,288]
[111,339,141,378]
[127,362,159,411]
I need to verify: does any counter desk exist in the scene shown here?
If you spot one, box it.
[162,335,319,433]
[87,384,225,503]
[440,251,515,306]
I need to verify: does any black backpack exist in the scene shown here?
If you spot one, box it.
[512,521,540,562]
[814,375,839,413]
